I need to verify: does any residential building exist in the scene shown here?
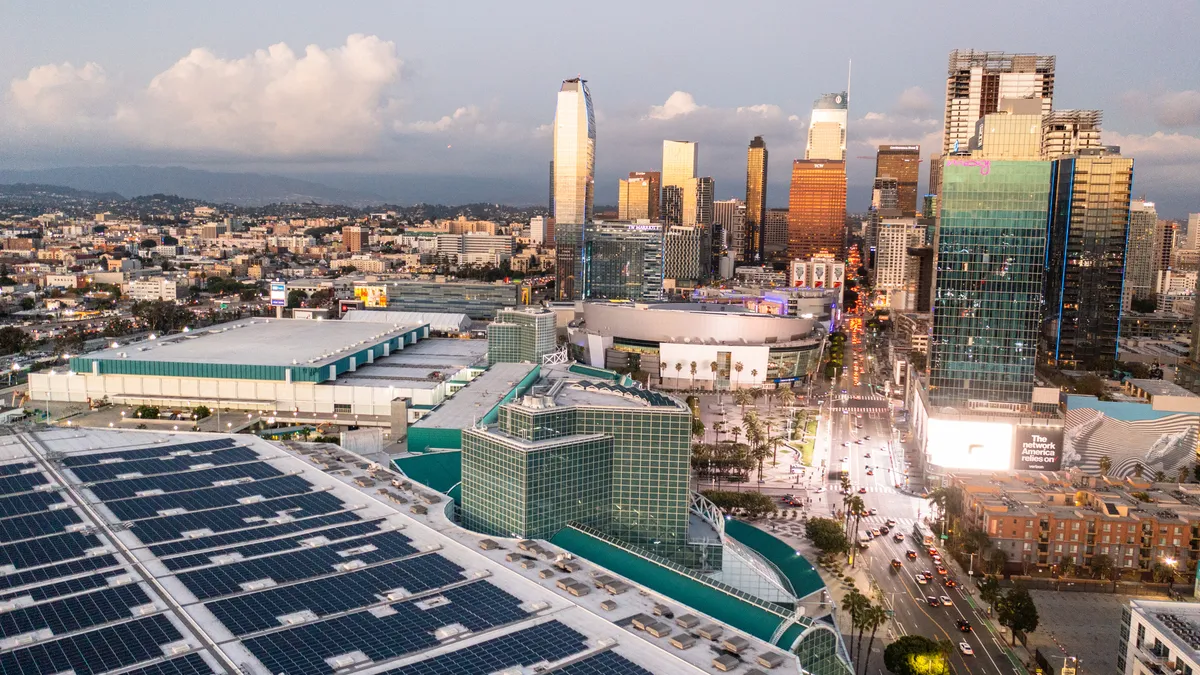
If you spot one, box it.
[744,136,768,262]
[786,160,847,261]
[552,77,595,226]
[1043,150,1134,368]
[764,208,790,262]
[714,199,745,260]
[487,306,557,365]
[628,171,661,221]
[690,176,714,227]
[529,215,553,246]
[661,186,683,228]
[1120,599,1200,675]
[663,225,705,287]
[125,278,185,302]
[1042,110,1104,159]
[943,49,1056,156]
[435,233,514,265]
[806,92,848,161]
[618,176,653,221]
[907,246,935,313]
[929,158,1052,407]
[1124,201,1160,307]
[875,144,921,216]
[585,221,664,301]
[1159,219,1180,275]
[874,218,926,312]
[1188,213,1200,250]
[343,225,366,252]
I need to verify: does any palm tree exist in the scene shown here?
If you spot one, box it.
[674,361,683,387]
[778,387,796,411]
[729,424,742,446]
[1133,462,1145,479]
[750,368,759,386]
[734,361,744,389]
[1154,470,1167,483]
[709,360,719,394]
[734,388,752,415]
[858,605,888,675]
[712,420,724,444]
[848,495,866,566]
[658,360,667,387]
[769,434,786,467]
[689,361,698,390]
[1098,454,1112,476]
[842,591,871,664]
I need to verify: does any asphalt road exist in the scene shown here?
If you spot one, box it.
[829,319,1022,675]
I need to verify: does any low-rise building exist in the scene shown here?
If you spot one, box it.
[125,278,185,301]
[1120,599,1200,675]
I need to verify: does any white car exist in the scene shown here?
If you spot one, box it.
[914,574,927,585]
[940,595,953,606]
[959,642,974,656]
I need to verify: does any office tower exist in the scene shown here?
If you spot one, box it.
[786,160,847,261]
[1186,213,1200,250]
[664,225,704,285]
[874,218,926,311]
[714,198,744,257]
[529,216,552,246]
[460,377,702,567]
[585,221,664,301]
[745,136,768,262]
[1157,219,1178,276]
[552,77,595,226]
[618,176,653,220]
[487,306,557,365]
[875,145,921,216]
[342,225,365,253]
[548,160,554,215]
[661,140,698,225]
[555,222,585,301]
[1123,200,1159,308]
[764,209,790,262]
[929,158,1052,407]
[871,177,900,211]
[928,153,944,206]
[661,186,683,228]
[943,49,1055,156]
[629,171,661,221]
[969,98,1045,158]
[1042,110,1103,160]
[1043,150,1134,368]
[806,92,849,161]
[690,176,714,226]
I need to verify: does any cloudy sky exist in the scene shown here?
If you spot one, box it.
[1,0,1198,214]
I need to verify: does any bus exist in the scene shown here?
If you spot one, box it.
[913,522,935,549]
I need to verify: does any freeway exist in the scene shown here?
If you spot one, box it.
[826,315,1023,675]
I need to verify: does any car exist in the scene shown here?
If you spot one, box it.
[940,595,953,606]
[922,571,934,580]
[863,452,871,457]
[886,519,897,527]
[914,574,927,585]
[959,642,974,656]
[944,579,958,588]
[879,525,890,535]
[937,567,948,576]
[864,436,871,441]
[855,440,864,445]
[891,559,902,569]
[893,533,905,543]
[866,470,874,476]
[906,550,917,559]
[868,507,878,515]
[864,531,874,540]
[842,442,850,447]
[926,596,940,607]
[931,555,942,564]
[871,528,881,537]
[858,488,867,494]
[928,548,939,557]
[956,619,973,632]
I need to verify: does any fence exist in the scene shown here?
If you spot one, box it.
[997,575,1174,596]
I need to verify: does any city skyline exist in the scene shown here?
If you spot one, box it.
[0,1,1196,215]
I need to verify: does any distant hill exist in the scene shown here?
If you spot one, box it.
[0,166,385,207]
[0,183,125,201]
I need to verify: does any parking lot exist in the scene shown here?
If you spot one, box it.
[1025,590,1136,675]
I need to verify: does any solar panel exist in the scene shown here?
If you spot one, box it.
[0,613,183,675]
[127,491,347,544]
[0,491,66,520]
[88,461,285,500]
[377,621,592,675]
[554,651,656,674]
[0,508,82,544]
[104,475,315,522]
[205,553,466,636]
[0,554,120,593]
[0,531,102,571]
[161,518,387,571]
[0,583,152,640]
[0,471,48,496]
[148,511,362,558]
[70,446,260,483]
[242,580,532,675]
[0,462,34,477]
[61,438,238,467]
[118,653,215,675]
[0,571,119,603]
[176,530,418,600]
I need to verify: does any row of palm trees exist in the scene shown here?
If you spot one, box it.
[842,590,888,675]
[738,410,791,482]
[839,475,867,568]
[659,359,804,395]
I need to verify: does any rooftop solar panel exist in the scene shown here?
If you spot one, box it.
[89,461,285,501]
[0,509,82,545]
[554,651,656,674]
[0,554,120,593]
[70,446,260,483]
[61,438,238,467]
[161,518,387,572]
[148,511,362,557]
[0,583,152,641]
[377,621,592,675]
[0,491,66,520]
[105,475,315,522]
[0,462,34,477]
[126,491,346,544]
[0,471,48,497]
[0,531,102,571]
[0,571,121,604]
[118,653,215,675]
[0,613,183,675]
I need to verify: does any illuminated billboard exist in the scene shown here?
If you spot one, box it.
[1012,426,1063,471]
[269,282,287,307]
[927,418,1014,471]
[790,261,807,287]
[811,262,827,288]
[354,285,388,308]
[831,263,846,288]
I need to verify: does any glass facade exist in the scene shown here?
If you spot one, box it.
[487,307,557,365]
[555,221,586,302]
[551,78,595,226]
[1123,200,1158,307]
[584,222,664,301]
[744,136,768,262]
[929,160,1051,406]
[787,160,847,261]
[1043,153,1133,368]
[617,177,652,220]
[379,280,522,320]
[875,144,921,216]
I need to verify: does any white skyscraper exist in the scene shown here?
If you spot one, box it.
[805,92,848,161]
[552,78,595,225]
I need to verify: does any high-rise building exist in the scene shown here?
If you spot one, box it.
[1042,110,1104,160]
[555,222,585,301]
[865,178,901,266]
[764,209,790,261]
[664,225,704,286]
[1186,213,1200,250]
[618,176,653,220]
[552,78,595,226]
[661,186,683,228]
[342,225,365,253]
[1043,150,1134,369]
[1123,200,1160,308]
[786,160,847,261]
[529,216,553,246]
[690,176,714,226]
[875,145,921,216]
[969,98,1045,159]
[585,221,664,301]
[943,50,1056,156]
[874,218,926,311]
[1157,219,1178,278]
[662,140,698,225]
[487,306,557,365]
[907,246,935,313]
[629,171,661,221]
[744,136,768,262]
[806,92,849,161]
[714,199,744,257]
[548,160,554,215]
[928,153,944,206]
[928,158,1052,407]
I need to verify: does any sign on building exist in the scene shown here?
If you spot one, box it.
[269,282,287,307]
[811,262,827,288]
[354,285,388,308]
[1012,426,1064,471]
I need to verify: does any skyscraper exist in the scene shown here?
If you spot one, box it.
[943,50,1055,156]
[806,92,849,161]
[662,140,698,225]
[618,176,652,220]
[764,209,790,262]
[629,171,661,221]
[714,199,744,256]
[661,186,683,228]
[552,78,595,225]
[1123,200,1159,308]
[1156,219,1178,279]
[875,145,921,216]
[968,98,1044,158]
[1042,110,1103,160]
[874,218,927,311]
[552,78,595,300]
[744,136,768,262]
[1043,150,1134,368]
[689,176,714,227]
[585,221,664,301]
[927,153,944,208]
[786,160,847,261]
[928,157,1052,406]
[342,225,365,253]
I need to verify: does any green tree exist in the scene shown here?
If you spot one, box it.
[286,289,308,309]
[733,388,752,414]
[689,361,697,390]
[0,326,31,356]
[908,351,927,372]
[733,361,744,389]
[996,584,1039,646]
[1131,296,1157,313]
[691,417,705,442]
[1059,555,1076,578]
[699,490,776,518]
[777,387,796,410]
[1098,454,1112,476]
[1088,553,1113,580]
[847,495,866,566]
[804,518,849,554]
[842,591,870,665]
[1178,466,1190,483]
[133,405,160,420]
[858,605,888,675]
[192,405,212,420]
[139,238,158,250]
[1133,462,1145,478]
[978,574,1001,607]
[883,635,950,675]
[988,548,1009,575]
[1154,470,1167,483]
[1073,374,1107,396]
[19,297,34,311]
[102,318,133,338]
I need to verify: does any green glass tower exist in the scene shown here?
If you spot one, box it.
[929,159,1052,406]
[487,307,557,365]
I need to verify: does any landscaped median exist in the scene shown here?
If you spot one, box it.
[787,409,819,466]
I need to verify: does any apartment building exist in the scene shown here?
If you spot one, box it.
[1120,599,1200,675]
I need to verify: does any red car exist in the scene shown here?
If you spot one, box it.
[858,488,867,494]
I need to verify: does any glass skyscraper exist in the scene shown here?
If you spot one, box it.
[875,144,921,216]
[487,307,558,365]
[929,159,1052,407]
[1043,151,1133,369]
[744,136,768,263]
[584,222,664,301]
[553,78,594,300]
[787,160,847,260]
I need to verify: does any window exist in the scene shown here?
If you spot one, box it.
[1104,523,1111,532]
[1174,538,1181,547]
[1136,622,1145,648]
[1072,522,1080,530]
[1055,544,1063,552]
[1057,522,1065,529]
[1102,546,1110,554]
[1103,536,1110,543]
[333,403,352,414]
[1027,520,1033,527]
[1070,544,1078,553]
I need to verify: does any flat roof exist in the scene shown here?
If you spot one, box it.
[1128,378,1198,398]
[82,318,421,369]
[413,363,537,429]
[333,338,488,390]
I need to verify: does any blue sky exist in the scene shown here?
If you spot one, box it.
[1,0,1197,213]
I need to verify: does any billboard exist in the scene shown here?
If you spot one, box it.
[354,285,388,308]
[927,418,1014,471]
[791,261,807,288]
[1013,426,1064,471]
[831,263,846,288]
[269,282,287,307]
[811,262,827,288]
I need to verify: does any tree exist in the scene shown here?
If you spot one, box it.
[1098,455,1112,477]
[1088,553,1113,580]
[996,584,1039,645]
[908,351,927,373]
[1194,464,1200,483]
[139,238,158,250]
[734,361,744,389]
[842,591,870,664]
[979,574,1001,607]
[988,548,1009,575]
[700,490,777,518]
[133,405,160,420]
[192,405,212,421]
[1133,462,1145,479]
[1059,555,1076,578]
[131,300,194,333]
[1073,374,1107,396]
[1131,296,1157,313]
[0,326,31,356]
[858,605,888,675]
[1154,470,1167,483]
[848,495,866,566]
[691,417,705,442]
[689,361,697,390]
[286,289,308,309]
[1179,466,1191,483]
[883,635,949,675]
[733,388,752,414]
[778,388,796,410]
[805,518,849,554]
[709,360,719,392]
[19,297,34,311]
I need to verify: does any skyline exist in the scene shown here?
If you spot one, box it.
[0,1,1198,214]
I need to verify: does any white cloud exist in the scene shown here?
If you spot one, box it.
[895,86,935,115]
[646,91,701,120]
[397,105,481,133]
[9,61,110,123]
[736,103,784,118]
[1156,91,1200,128]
